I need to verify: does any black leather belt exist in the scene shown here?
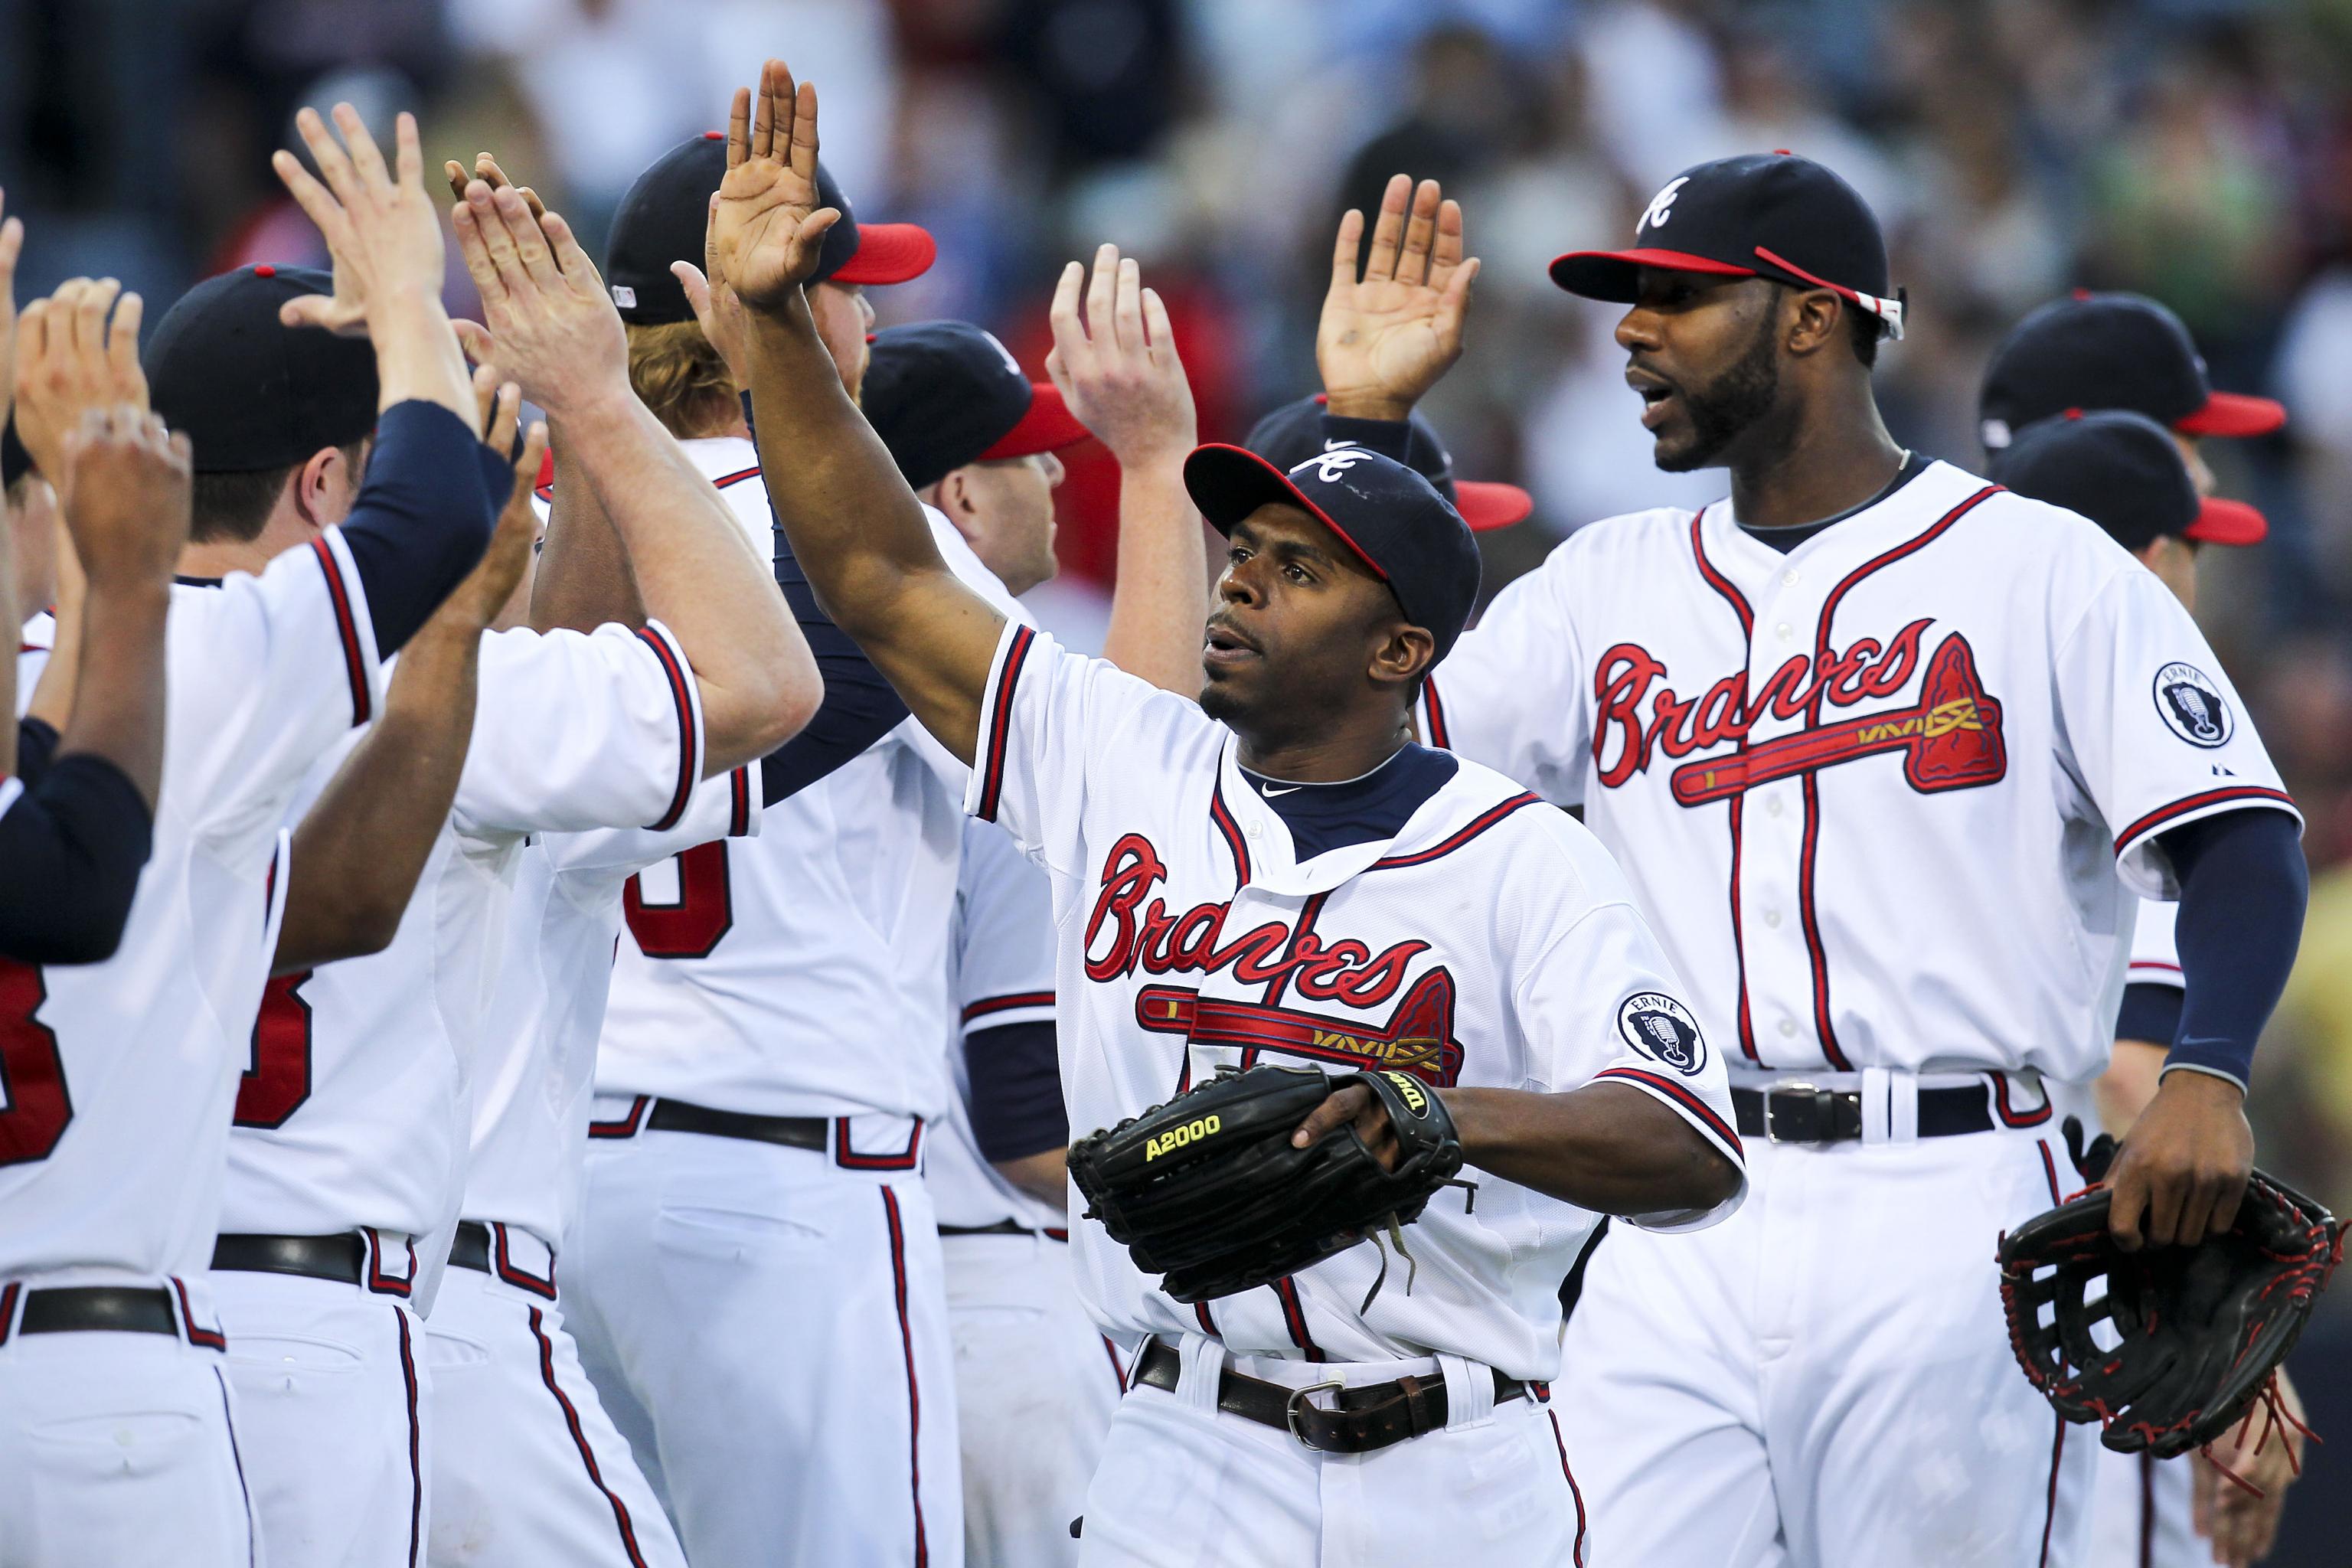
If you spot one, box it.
[449,1221,493,1275]
[1132,1336,1530,1454]
[18,1285,178,1337]
[211,1232,366,1285]
[1732,1083,1994,1143]
[645,1099,829,1152]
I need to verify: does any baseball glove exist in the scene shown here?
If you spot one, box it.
[1068,1063,1464,1306]
[1997,1167,2341,1460]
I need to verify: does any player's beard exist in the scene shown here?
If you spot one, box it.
[1655,309,1781,472]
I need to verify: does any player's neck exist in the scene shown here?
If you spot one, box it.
[177,536,282,582]
[1235,714,1411,785]
[1726,391,1906,533]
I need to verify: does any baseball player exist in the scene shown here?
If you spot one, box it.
[1382,152,2308,1566]
[1984,406,2304,1568]
[0,104,501,1568]
[714,60,1746,1566]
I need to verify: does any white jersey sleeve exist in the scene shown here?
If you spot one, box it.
[2047,557,2298,897]
[2126,899,2184,991]
[452,619,705,838]
[956,816,1059,1032]
[547,763,756,880]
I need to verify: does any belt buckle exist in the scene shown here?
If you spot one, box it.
[1763,1080,1830,1145]
[1284,1378,1348,1449]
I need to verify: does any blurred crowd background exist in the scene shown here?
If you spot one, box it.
[2,0,2347,1541]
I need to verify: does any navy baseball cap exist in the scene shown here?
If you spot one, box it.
[1243,395,1532,532]
[1978,291,2285,452]
[605,133,936,325]
[1993,410,2266,551]
[2,418,28,488]
[145,264,381,473]
[1551,152,1903,341]
[1183,443,1481,658]
[862,322,1091,492]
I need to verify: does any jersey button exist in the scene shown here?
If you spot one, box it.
[1765,797,1784,818]
[1782,569,1799,586]
[1762,910,1782,928]
[1778,1018,1798,1037]
[1775,622,1793,642]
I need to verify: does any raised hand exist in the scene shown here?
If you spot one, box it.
[57,404,192,592]
[449,180,626,416]
[675,192,752,386]
[1316,174,1481,422]
[0,189,23,432]
[13,278,147,485]
[710,59,841,312]
[443,153,546,222]
[273,106,447,335]
[1046,243,1196,469]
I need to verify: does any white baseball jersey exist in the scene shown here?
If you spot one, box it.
[0,536,378,1283]
[594,446,1030,1121]
[968,623,1745,1380]
[1418,461,2296,1083]
[462,763,756,1253]
[931,817,1066,1233]
[13,610,51,714]
[220,621,709,1259]
[2125,900,2183,995]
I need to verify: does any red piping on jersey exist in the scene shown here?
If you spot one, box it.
[528,1305,652,1568]
[960,991,1055,1024]
[2112,786,2295,856]
[728,765,751,836]
[493,1223,558,1300]
[880,1186,931,1568]
[1690,510,1761,1064]
[1209,777,1252,884]
[1367,793,1544,871]
[1593,1067,1744,1156]
[171,1276,228,1350]
[1422,678,1452,749]
[835,1118,924,1171]
[310,537,371,726]
[1550,1411,1589,1567]
[1194,1300,1218,1337]
[2128,960,2183,975]
[634,627,698,831]
[1102,1334,1130,1393]
[2034,1133,2067,1567]
[1796,483,2000,1071]
[0,1281,15,1346]
[1273,1276,1326,1362]
[1991,1073,2053,1129]
[587,1095,652,1138]
[397,1308,423,1568]
[713,466,762,489]
[976,626,1036,823]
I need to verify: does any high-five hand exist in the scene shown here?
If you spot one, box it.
[1046,243,1196,468]
[272,106,446,335]
[58,405,193,594]
[1316,174,1479,422]
[12,279,146,486]
[449,181,627,416]
[0,188,23,434]
[711,59,841,311]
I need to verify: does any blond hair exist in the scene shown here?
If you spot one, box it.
[626,321,740,439]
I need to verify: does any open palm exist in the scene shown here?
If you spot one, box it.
[711,60,841,311]
[1316,174,1480,421]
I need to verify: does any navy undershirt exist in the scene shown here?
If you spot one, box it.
[965,1021,1067,1163]
[0,752,152,964]
[1240,743,1460,860]
[1738,452,1928,554]
[2154,808,2305,1088]
[335,400,507,655]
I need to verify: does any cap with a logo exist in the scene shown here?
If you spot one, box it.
[1243,395,1532,532]
[1978,291,2285,452]
[1550,152,1903,340]
[1992,409,2266,551]
[861,321,1092,492]
[144,264,381,473]
[1183,443,1481,659]
[604,133,936,325]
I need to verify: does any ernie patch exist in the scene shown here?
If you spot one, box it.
[2153,662,2232,749]
[1616,993,1707,1076]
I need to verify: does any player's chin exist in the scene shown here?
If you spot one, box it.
[1197,665,1254,724]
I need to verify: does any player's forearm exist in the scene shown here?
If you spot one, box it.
[1441,1082,1740,1214]
[1099,456,1207,694]
[53,579,172,808]
[2095,1038,2168,1137]
[556,386,818,769]
[0,514,16,777]
[275,616,481,972]
[994,1148,1070,1209]
[529,430,642,635]
[367,286,478,426]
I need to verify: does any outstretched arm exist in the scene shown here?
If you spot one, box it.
[720,59,1003,766]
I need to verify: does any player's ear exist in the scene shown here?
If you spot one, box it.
[1785,289,1844,358]
[1368,620,1436,691]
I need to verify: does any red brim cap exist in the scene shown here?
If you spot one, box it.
[2185,495,2268,546]
[828,223,937,286]
[1181,443,1389,582]
[2174,390,2286,439]
[1550,247,1756,301]
[1454,479,1533,531]
[978,382,1093,462]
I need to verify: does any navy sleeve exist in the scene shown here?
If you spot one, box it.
[2114,984,2184,1047]
[2158,808,2307,1089]
[1320,413,1416,462]
[335,400,505,655]
[964,1021,1067,1163]
[0,754,154,964]
[15,718,57,788]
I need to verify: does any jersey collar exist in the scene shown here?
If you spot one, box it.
[1700,458,1984,584]
[1213,736,1517,897]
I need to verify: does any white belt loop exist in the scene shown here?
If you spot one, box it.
[1860,1068,1891,1144]
[1437,1352,1494,1430]
[1176,1332,1226,1415]
[1890,1072,1920,1142]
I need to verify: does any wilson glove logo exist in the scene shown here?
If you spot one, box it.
[1145,1114,1221,1160]
[1383,1072,1429,1116]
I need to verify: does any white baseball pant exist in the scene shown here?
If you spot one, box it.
[1076,1334,1588,1568]
[1555,1119,2094,1567]
[2083,1446,2196,1568]
[942,1230,1125,1567]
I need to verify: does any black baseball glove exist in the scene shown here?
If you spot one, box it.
[1997,1166,2341,1459]
[1068,1063,1465,1305]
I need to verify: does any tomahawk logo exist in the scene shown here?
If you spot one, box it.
[1641,176,1691,234]
[1294,448,1368,484]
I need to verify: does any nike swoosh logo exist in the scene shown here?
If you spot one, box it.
[1263,786,1301,797]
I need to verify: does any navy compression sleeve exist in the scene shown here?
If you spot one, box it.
[15,717,57,787]
[0,754,153,963]
[335,400,505,655]
[2157,808,2307,1090]
[2114,984,2184,1048]
[965,1021,1068,1163]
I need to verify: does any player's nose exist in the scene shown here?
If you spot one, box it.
[1615,305,1661,354]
